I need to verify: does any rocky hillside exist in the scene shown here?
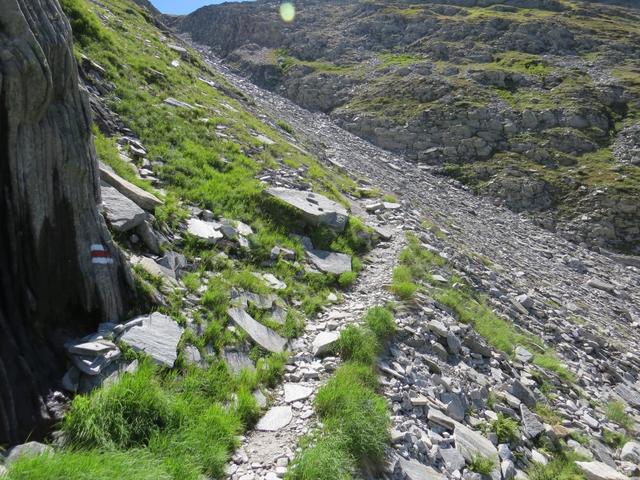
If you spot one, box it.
[176,0,640,254]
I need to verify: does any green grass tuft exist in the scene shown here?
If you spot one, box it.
[604,401,634,431]
[491,413,520,444]
[364,306,396,341]
[469,455,496,475]
[337,325,380,365]
[286,434,356,480]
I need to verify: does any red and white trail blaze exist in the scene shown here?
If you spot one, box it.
[90,244,113,265]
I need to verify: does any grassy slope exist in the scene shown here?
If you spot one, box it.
[6,0,379,478]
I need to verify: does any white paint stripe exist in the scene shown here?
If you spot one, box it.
[90,244,107,252]
[92,257,114,265]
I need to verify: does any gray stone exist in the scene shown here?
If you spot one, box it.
[447,331,462,354]
[531,450,548,465]
[67,340,116,356]
[428,409,456,430]
[253,389,267,408]
[223,347,255,375]
[621,441,640,464]
[157,251,187,275]
[454,422,499,465]
[5,442,52,465]
[587,278,616,294]
[440,447,466,471]
[136,220,161,254]
[99,163,162,211]
[306,249,352,275]
[515,346,533,363]
[615,383,640,408]
[263,273,287,290]
[118,312,183,367]
[312,331,340,356]
[71,348,121,376]
[520,404,545,439]
[256,406,292,431]
[511,380,536,408]
[100,182,146,232]
[186,218,223,244]
[284,383,313,403]
[399,458,447,480]
[131,256,179,288]
[576,461,626,480]
[164,97,195,109]
[266,187,348,232]
[184,345,201,366]
[502,459,516,480]
[442,392,465,421]
[0,464,6,476]
[228,308,287,353]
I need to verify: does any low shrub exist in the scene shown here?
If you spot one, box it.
[391,265,418,300]
[604,401,633,431]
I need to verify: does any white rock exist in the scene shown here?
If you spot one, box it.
[284,383,313,403]
[118,312,183,367]
[256,406,292,432]
[312,331,340,356]
[576,461,627,480]
[186,218,223,244]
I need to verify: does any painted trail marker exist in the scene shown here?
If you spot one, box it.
[91,244,113,265]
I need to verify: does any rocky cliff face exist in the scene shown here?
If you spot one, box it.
[0,0,132,444]
[177,0,640,254]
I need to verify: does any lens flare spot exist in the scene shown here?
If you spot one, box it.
[280,2,295,23]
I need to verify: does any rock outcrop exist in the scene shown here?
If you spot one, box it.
[0,0,133,444]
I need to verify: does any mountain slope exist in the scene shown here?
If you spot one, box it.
[177,0,640,254]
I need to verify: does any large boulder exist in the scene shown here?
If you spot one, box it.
[0,0,133,444]
[266,187,348,232]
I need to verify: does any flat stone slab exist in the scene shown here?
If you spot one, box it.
[256,406,292,431]
[186,218,223,244]
[454,422,499,479]
[223,348,255,375]
[614,383,640,408]
[71,348,121,376]
[306,249,352,275]
[101,181,146,232]
[428,408,456,430]
[312,330,340,356]
[99,162,162,211]
[284,383,313,403]
[118,312,183,367]
[67,340,117,357]
[131,256,180,289]
[576,461,627,480]
[266,187,348,232]
[228,308,287,353]
[164,97,195,109]
[399,458,447,480]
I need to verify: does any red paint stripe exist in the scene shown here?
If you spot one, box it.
[91,250,111,258]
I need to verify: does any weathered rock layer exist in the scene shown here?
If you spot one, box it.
[0,0,132,444]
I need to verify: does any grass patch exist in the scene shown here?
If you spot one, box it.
[5,450,176,480]
[469,455,496,475]
[491,413,520,444]
[337,325,380,365]
[604,401,634,431]
[364,306,396,341]
[286,434,356,480]
[391,265,418,300]
[602,428,630,449]
[526,451,586,480]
